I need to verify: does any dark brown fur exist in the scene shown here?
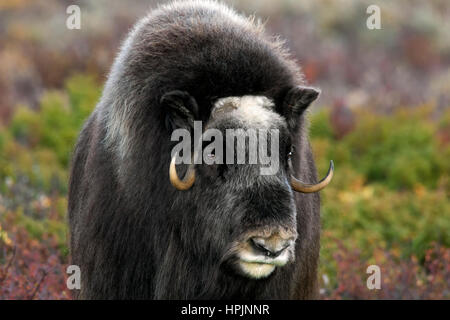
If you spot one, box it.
[68,0,321,299]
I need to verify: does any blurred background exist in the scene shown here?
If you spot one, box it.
[0,0,448,299]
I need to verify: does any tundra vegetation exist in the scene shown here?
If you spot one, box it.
[0,0,449,299]
[0,75,448,299]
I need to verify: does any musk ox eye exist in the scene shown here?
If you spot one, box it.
[287,146,294,160]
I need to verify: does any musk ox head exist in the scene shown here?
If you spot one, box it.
[161,88,333,279]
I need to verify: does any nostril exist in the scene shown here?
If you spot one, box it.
[250,237,290,258]
[250,238,270,256]
[270,243,290,258]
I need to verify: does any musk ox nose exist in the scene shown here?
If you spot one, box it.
[250,236,291,258]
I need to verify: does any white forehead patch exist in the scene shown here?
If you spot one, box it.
[212,95,280,126]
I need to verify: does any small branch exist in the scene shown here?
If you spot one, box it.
[0,245,16,285]
[28,269,48,300]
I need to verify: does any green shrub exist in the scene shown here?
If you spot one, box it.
[9,106,42,147]
[310,108,448,190]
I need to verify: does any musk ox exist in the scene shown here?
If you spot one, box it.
[68,0,333,299]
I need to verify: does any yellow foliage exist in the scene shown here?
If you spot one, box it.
[0,224,12,246]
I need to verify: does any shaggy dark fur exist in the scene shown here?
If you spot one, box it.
[68,0,321,299]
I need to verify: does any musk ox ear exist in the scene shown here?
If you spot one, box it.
[161,90,199,132]
[282,86,320,130]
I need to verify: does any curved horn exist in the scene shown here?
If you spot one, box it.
[291,160,334,193]
[169,155,196,190]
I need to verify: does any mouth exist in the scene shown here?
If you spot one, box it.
[226,228,296,279]
[234,238,292,279]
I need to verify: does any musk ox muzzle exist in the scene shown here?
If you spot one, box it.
[229,227,298,279]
